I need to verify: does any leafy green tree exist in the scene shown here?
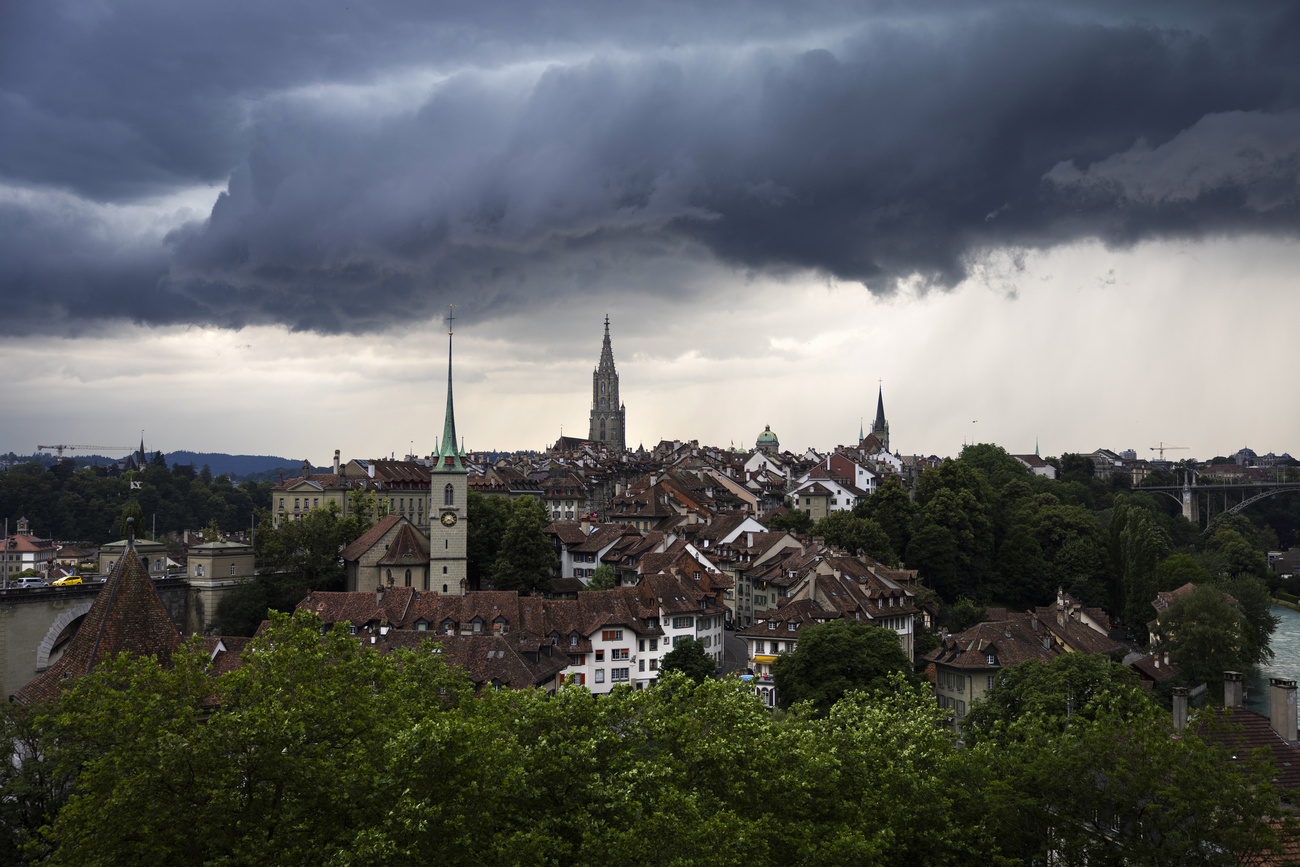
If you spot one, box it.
[975,686,1292,865]
[810,510,896,565]
[1218,574,1279,666]
[659,637,715,683]
[854,476,917,558]
[466,491,511,590]
[1110,499,1172,641]
[488,496,556,595]
[993,524,1047,608]
[942,596,986,633]
[959,442,1031,490]
[1153,552,1211,591]
[772,619,916,714]
[580,564,616,591]
[113,500,145,540]
[1157,584,1248,698]
[217,504,370,635]
[963,653,1140,745]
[1059,452,1095,484]
[1204,527,1269,581]
[766,506,812,535]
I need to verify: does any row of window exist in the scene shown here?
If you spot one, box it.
[593,668,631,683]
[192,563,240,577]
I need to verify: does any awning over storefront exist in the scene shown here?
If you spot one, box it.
[752,655,777,664]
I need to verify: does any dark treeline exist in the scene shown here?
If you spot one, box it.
[0,612,1291,866]
[779,445,1295,648]
[0,456,273,544]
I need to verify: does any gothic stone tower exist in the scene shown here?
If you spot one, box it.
[871,385,890,452]
[588,315,626,452]
[430,305,468,595]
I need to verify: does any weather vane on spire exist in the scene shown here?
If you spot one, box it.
[446,303,455,335]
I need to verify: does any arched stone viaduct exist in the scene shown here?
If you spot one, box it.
[0,578,227,700]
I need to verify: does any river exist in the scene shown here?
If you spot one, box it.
[1245,604,1300,714]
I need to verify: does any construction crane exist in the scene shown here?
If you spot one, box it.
[36,444,133,459]
[1149,442,1189,460]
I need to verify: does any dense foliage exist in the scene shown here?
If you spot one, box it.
[0,612,1292,866]
[214,504,371,635]
[659,636,716,683]
[772,619,918,714]
[0,457,272,543]
[844,445,1294,654]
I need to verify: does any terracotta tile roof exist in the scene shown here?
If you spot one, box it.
[1130,653,1181,683]
[924,616,1055,672]
[2,534,57,554]
[339,515,406,562]
[14,540,180,705]
[1198,706,1300,792]
[544,521,590,545]
[376,632,569,690]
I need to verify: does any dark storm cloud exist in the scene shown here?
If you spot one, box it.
[3,1,1300,332]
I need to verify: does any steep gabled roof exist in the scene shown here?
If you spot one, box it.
[377,522,430,566]
[14,537,180,705]
[339,515,406,562]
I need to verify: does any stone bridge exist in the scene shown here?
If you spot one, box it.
[1137,477,1300,526]
[0,577,229,700]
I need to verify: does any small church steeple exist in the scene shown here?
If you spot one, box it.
[871,384,890,452]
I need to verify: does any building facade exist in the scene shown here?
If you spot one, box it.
[588,316,627,453]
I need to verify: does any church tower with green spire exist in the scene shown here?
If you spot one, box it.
[430,305,468,595]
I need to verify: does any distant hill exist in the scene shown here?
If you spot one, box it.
[165,451,311,479]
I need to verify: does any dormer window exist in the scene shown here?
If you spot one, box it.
[768,622,776,631]
[986,654,997,665]
[787,622,796,631]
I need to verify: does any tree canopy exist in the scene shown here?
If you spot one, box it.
[659,636,715,683]
[0,612,1293,866]
[772,620,917,714]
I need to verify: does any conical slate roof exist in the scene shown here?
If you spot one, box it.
[14,532,181,705]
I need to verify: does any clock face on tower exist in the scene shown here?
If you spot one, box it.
[440,511,457,527]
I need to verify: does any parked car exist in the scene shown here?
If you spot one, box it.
[52,576,82,587]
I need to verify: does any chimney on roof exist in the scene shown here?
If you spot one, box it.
[1224,671,1244,708]
[334,449,341,475]
[1270,678,1298,741]
[1031,613,1038,634]
[1172,687,1189,732]
[368,463,375,479]
[302,460,311,479]
[376,584,385,608]
[126,517,135,547]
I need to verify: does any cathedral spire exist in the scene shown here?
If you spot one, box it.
[435,304,462,472]
[589,315,626,452]
[598,313,616,373]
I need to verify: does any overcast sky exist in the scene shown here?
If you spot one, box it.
[3,0,1298,464]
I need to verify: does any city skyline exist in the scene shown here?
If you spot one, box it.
[2,2,1298,461]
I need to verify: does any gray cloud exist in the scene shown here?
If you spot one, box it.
[3,1,1299,333]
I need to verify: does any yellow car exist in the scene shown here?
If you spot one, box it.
[52,576,82,587]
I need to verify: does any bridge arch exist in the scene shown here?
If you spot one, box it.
[36,602,94,670]
[1226,486,1300,516]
